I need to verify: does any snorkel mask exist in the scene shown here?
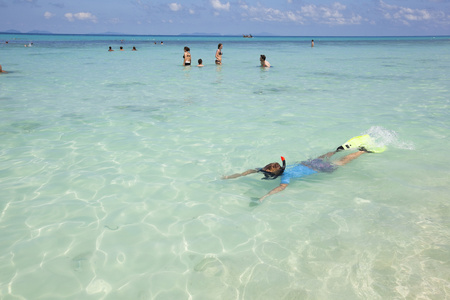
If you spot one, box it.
[259,156,286,180]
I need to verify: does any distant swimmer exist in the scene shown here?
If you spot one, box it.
[0,64,7,74]
[215,43,223,65]
[197,59,204,67]
[120,46,124,51]
[108,46,114,51]
[132,47,137,51]
[311,39,314,47]
[223,135,385,203]
[183,46,191,66]
[260,55,270,68]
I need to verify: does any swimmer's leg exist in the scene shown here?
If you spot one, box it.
[334,150,365,166]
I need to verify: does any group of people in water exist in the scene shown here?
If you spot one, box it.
[182,40,315,67]
[103,39,317,67]
[107,42,271,68]
[183,43,226,67]
[183,43,270,68]
[108,46,137,51]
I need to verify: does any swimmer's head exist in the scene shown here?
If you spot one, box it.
[198,59,202,64]
[260,55,266,61]
[184,46,190,52]
[259,156,286,180]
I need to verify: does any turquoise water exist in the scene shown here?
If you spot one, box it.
[0,34,449,299]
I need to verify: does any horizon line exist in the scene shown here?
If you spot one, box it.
[1,31,449,38]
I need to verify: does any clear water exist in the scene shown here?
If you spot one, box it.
[0,34,449,299]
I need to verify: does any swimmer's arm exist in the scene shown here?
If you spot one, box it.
[259,184,288,202]
[222,169,258,179]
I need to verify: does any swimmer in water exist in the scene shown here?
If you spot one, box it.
[197,59,204,67]
[0,64,7,73]
[223,145,374,203]
[260,55,270,68]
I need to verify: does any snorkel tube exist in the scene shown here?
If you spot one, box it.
[259,156,286,180]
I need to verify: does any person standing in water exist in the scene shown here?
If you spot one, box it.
[183,46,191,66]
[215,43,223,65]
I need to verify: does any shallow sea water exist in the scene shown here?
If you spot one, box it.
[0,34,449,299]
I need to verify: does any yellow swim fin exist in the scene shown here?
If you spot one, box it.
[336,134,372,151]
[336,134,386,153]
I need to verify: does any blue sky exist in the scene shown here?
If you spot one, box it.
[1,0,449,36]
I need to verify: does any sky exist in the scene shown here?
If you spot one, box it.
[0,0,449,36]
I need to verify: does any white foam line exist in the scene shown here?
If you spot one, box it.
[0,201,11,221]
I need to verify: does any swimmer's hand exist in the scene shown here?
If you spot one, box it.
[249,198,260,207]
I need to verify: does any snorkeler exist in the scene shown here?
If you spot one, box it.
[223,135,385,202]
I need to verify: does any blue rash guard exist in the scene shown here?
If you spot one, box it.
[280,164,317,184]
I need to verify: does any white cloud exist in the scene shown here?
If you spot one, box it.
[64,12,97,23]
[239,3,303,23]
[239,1,362,25]
[64,13,74,22]
[379,0,443,25]
[299,2,362,25]
[211,0,230,11]
[169,3,182,12]
[44,11,55,19]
